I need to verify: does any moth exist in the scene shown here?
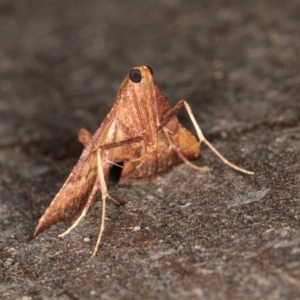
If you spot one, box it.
[34,66,253,257]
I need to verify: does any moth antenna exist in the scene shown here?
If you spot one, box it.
[183,101,254,175]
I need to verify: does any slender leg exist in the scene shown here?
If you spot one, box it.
[182,101,254,175]
[56,119,146,256]
[160,99,254,175]
[58,120,118,240]
[90,134,146,256]
[91,149,116,257]
[163,128,209,172]
[58,181,99,238]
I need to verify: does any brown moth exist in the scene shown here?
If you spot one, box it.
[34,66,254,257]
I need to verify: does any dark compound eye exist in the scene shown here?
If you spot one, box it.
[146,65,153,76]
[129,69,142,83]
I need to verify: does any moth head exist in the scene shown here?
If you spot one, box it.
[128,66,153,84]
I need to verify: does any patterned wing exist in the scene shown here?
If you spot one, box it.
[34,88,142,235]
[34,121,112,236]
[119,86,200,184]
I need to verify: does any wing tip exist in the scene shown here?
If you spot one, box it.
[34,218,46,237]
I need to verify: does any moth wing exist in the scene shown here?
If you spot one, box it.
[34,124,112,236]
[119,86,200,184]
[34,91,141,235]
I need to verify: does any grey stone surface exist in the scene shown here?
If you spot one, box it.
[0,0,300,299]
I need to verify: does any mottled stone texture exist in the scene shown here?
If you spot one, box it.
[0,0,300,299]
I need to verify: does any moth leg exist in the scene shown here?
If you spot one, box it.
[131,155,146,168]
[91,148,116,257]
[163,128,209,172]
[57,181,99,238]
[182,101,254,175]
[92,132,146,256]
[59,119,120,246]
[64,119,144,256]
[160,99,254,175]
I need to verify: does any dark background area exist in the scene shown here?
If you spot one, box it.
[1,0,300,299]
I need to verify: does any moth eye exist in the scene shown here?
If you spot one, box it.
[129,69,142,83]
[146,65,153,76]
